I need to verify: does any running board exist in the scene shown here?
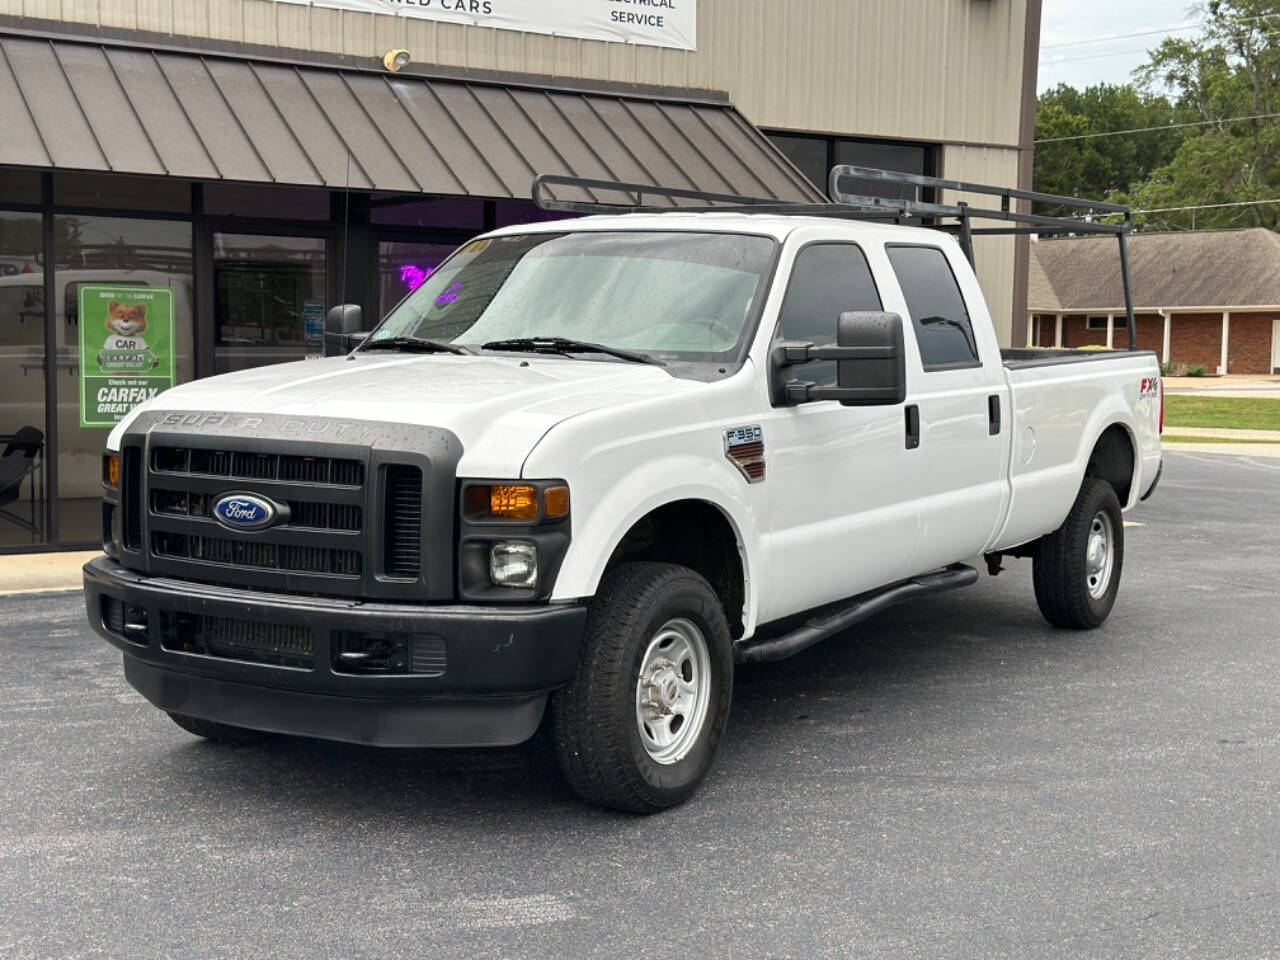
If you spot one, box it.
[734,564,979,664]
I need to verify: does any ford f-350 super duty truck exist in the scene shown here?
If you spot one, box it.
[85,168,1163,813]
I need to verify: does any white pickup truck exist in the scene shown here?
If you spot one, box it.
[85,171,1163,813]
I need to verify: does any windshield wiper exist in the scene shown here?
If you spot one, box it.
[481,337,664,366]
[360,336,475,356]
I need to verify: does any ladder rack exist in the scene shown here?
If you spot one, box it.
[531,166,1139,350]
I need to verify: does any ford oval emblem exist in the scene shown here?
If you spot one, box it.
[212,493,277,530]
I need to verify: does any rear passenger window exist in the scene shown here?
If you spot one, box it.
[886,245,980,369]
[776,243,882,384]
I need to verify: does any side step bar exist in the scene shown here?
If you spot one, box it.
[734,564,979,664]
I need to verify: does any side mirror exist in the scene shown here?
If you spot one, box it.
[324,304,364,357]
[770,310,907,406]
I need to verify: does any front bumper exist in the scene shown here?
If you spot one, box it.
[84,556,586,747]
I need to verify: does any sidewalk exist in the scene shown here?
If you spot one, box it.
[0,550,98,596]
[1164,375,1280,398]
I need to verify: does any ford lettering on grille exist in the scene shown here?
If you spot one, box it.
[213,493,277,530]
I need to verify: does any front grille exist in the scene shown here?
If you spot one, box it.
[122,447,142,550]
[152,446,364,487]
[384,465,423,578]
[151,488,362,533]
[152,532,363,577]
[161,611,314,668]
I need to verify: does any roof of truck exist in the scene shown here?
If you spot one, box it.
[488,212,952,244]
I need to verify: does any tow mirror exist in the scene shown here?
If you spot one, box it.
[770,310,907,406]
[324,304,365,356]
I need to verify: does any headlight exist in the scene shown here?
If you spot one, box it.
[490,541,538,588]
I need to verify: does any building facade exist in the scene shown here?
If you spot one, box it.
[0,0,1042,550]
[1028,229,1280,376]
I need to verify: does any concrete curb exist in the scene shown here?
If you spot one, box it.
[0,550,99,596]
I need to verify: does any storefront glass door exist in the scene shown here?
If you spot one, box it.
[0,211,48,547]
[213,232,327,373]
[51,214,194,545]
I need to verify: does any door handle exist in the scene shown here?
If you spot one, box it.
[905,404,920,450]
[988,394,1001,436]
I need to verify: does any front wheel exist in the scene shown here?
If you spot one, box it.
[1032,477,1125,629]
[551,562,734,813]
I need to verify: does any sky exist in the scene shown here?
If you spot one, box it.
[1038,0,1199,92]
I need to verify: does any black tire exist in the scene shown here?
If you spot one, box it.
[166,711,270,746]
[551,561,734,814]
[1032,477,1125,629]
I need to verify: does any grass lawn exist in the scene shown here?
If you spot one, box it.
[1164,396,1280,431]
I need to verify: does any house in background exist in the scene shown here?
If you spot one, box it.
[1028,228,1280,375]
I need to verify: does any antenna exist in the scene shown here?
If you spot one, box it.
[338,149,351,306]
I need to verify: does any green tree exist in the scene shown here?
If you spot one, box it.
[1034,83,1185,209]
[1128,0,1280,229]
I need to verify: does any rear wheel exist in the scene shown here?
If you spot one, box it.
[1032,477,1124,629]
[551,562,734,813]
[167,711,269,746]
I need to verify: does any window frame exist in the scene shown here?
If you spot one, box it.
[769,239,885,405]
[884,242,984,373]
[1085,315,1110,331]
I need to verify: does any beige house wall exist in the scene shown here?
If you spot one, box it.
[5,0,1035,339]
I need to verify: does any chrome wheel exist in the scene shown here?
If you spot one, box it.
[1085,510,1115,599]
[634,618,712,765]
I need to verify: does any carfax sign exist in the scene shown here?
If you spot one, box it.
[77,285,175,429]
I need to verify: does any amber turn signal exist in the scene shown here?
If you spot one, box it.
[103,453,120,487]
[544,485,570,519]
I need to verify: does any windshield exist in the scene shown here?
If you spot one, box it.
[366,231,777,362]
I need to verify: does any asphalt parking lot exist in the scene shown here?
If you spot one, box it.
[2,450,1277,960]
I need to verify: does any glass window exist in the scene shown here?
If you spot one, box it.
[775,243,883,385]
[204,183,330,220]
[493,201,574,227]
[0,170,42,206]
[378,240,457,320]
[0,210,47,547]
[886,245,979,369]
[766,134,829,193]
[371,197,484,229]
[54,173,191,213]
[54,214,194,544]
[1086,315,1110,330]
[372,231,777,363]
[214,233,326,373]
[833,139,931,202]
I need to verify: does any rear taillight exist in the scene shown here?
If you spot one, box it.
[1159,378,1165,434]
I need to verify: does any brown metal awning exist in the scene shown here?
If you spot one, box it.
[0,31,821,204]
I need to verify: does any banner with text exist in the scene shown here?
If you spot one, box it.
[78,286,176,429]
[276,0,696,51]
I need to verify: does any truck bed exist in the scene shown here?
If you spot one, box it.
[1001,347,1161,370]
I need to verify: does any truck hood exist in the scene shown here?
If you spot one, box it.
[113,353,689,475]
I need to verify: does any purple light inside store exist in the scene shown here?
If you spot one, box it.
[399,263,433,291]
[436,281,462,306]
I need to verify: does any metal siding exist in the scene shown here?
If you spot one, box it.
[0,39,52,166]
[104,48,218,179]
[385,80,510,197]
[3,37,108,171]
[346,76,462,196]
[155,53,271,181]
[295,68,419,192]
[204,58,323,185]
[251,65,375,189]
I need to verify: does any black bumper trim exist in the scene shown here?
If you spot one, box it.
[85,556,586,747]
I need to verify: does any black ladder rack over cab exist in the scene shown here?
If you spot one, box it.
[531,166,1140,351]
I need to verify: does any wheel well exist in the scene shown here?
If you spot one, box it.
[1086,424,1135,505]
[603,500,746,638]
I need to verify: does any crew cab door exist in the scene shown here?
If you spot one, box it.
[759,241,923,623]
[880,243,1010,573]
